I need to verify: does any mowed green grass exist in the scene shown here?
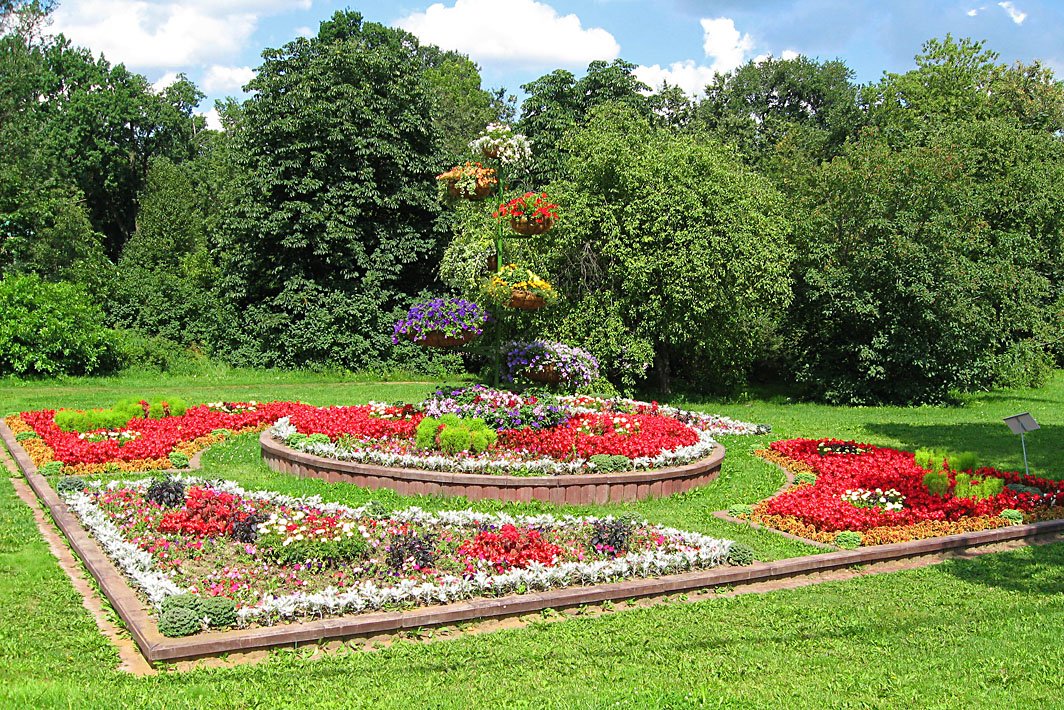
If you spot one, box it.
[0,369,1061,707]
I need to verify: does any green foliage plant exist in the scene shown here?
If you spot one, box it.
[201,596,237,628]
[158,606,202,637]
[0,276,117,377]
[14,431,37,442]
[726,503,754,518]
[53,476,86,494]
[923,469,951,496]
[999,509,1024,525]
[415,414,497,454]
[726,542,756,566]
[37,461,63,476]
[834,531,863,549]
[953,474,1005,501]
[167,452,190,469]
[587,454,632,472]
[793,471,817,485]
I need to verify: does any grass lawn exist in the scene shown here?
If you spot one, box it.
[1,369,1061,707]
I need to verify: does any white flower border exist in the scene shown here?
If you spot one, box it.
[60,476,734,628]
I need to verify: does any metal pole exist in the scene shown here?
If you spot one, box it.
[1020,431,1031,477]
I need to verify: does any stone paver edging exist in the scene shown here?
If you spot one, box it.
[260,431,725,503]
[4,420,1064,663]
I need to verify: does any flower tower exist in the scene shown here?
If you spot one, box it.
[396,124,598,389]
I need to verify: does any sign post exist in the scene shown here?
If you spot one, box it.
[1003,413,1039,478]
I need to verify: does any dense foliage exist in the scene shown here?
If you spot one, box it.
[539,105,793,392]
[2,0,1061,403]
[0,275,117,377]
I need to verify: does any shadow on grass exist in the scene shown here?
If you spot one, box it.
[939,541,1064,596]
[865,422,1063,480]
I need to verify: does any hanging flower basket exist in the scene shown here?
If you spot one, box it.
[508,289,546,311]
[495,192,559,235]
[525,365,562,384]
[437,162,497,201]
[510,216,555,236]
[392,298,489,348]
[412,330,480,348]
[447,182,494,201]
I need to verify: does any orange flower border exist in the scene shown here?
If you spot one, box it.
[2,414,269,477]
[748,448,1064,548]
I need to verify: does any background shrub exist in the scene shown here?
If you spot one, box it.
[0,275,118,377]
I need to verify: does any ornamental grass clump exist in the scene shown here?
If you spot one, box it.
[392,298,489,345]
[503,340,599,388]
[953,473,1005,501]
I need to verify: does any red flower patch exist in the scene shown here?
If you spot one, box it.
[757,439,1064,536]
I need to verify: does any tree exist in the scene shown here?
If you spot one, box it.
[217,11,447,369]
[34,41,205,255]
[788,120,1063,404]
[696,55,863,169]
[519,60,652,183]
[537,104,793,393]
[866,35,1064,140]
[420,47,502,162]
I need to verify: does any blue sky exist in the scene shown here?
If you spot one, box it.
[46,0,1064,127]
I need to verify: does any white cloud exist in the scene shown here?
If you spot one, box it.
[637,16,762,97]
[634,60,717,96]
[49,1,308,70]
[967,8,980,16]
[998,1,1027,24]
[151,71,180,92]
[198,107,223,131]
[202,65,255,93]
[396,0,619,67]
[780,49,800,61]
[700,17,754,75]
[295,26,314,38]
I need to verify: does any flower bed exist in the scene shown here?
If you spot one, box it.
[4,401,311,476]
[60,476,740,635]
[747,439,1064,546]
[274,386,766,476]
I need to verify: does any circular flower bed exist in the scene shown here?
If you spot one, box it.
[392,298,489,347]
[503,340,599,388]
[60,476,738,634]
[272,386,767,477]
[748,438,1064,546]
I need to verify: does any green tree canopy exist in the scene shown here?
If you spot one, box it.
[695,55,863,169]
[217,10,447,369]
[538,104,794,392]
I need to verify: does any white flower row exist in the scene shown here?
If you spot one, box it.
[60,476,734,626]
[558,396,771,436]
[272,417,721,475]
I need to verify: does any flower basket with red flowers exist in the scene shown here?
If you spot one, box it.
[494,192,558,237]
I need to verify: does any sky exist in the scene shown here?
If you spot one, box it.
[44,0,1064,129]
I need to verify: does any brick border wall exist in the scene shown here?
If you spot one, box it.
[260,431,726,503]
[5,420,1064,663]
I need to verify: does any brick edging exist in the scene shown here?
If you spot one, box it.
[260,431,726,503]
[5,419,1064,662]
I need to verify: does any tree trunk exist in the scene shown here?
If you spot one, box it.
[653,346,671,394]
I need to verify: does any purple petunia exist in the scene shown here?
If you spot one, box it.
[393,298,490,344]
[503,340,599,389]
